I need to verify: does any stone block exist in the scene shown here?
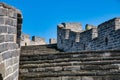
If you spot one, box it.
[0,26,7,34]
[7,43,18,50]
[63,66,80,71]
[8,26,16,34]
[12,63,19,71]
[5,35,15,42]
[2,51,12,60]
[13,57,19,64]
[5,58,13,68]
[5,17,14,26]
[0,16,5,25]
[0,43,7,53]
[0,63,5,78]
[5,67,12,77]
[12,70,18,80]
[62,76,80,80]
[7,9,14,18]
[0,35,5,43]
[19,69,28,73]
[13,12,17,19]
[4,75,13,80]
[5,17,9,25]
[12,50,19,57]
[0,54,2,62]
[81,76,94,80]
[0,8,7,16]
[13,19,17,27]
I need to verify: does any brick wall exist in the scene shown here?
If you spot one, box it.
[0,3,22,80]
[57,18,120,52]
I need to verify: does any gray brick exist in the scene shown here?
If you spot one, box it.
[0,17,5,25]
[0,8,7,16]
[2,51,12,60]
[0,26,7,33]
[7,26,16,34]
[5,35,14,42]
[0,35,5,43]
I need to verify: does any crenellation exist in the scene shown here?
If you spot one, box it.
[75,32,80,42]
[21,33,46,46]
[58,22,82,32]
[57,18,120,52]
[85,24,96,30]
[49,38,57,44]
[65,29,70,39]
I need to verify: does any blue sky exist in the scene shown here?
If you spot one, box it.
[1,0,120,42]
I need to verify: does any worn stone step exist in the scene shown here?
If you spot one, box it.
[19,77,62,80]
[22,49,60,52]
[21,51,59,55]
[20,56,120,62]
[19,70,120,78]
[21,44,62,55]
[21,45,60,52]
[20,51,120,61]
[20,60,120,68]
[20,65,119,74]
[19,71,103,78]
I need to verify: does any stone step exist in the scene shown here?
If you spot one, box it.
[21,44,62,55]
[20,56,120,62]
[19,71,104,78]
[19,77,62,80]
[21,51,60,55]
[21,48,60,52]
[20,65,119,73]
[20,51,120,60]
[19,70,120,78]
[21,44,58,51]
[20,60,120,68]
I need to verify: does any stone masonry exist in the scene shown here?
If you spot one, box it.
[20,45,120,80]
[57,18,120,52]
[21,33,46,46]
[49,38,57,44]
[0,3,22,80]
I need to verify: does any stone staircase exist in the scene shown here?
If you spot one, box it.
[20,44,62,55]
[19,45,120,80]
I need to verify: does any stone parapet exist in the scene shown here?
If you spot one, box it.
[0,2,22,80]
[57,18,120,52]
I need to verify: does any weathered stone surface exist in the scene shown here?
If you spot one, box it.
[0,2,22,80]
[21,33,46,46]
[57,18,120,52]
[5,35,15,42]
[0,35,5,43]
[0,26,7,33]
[8,26,16,34]
[0,43,8,53]
[0,8,7,16]
[0,63,5,78]
[5,67,12,77]
[20,44,120,80]
[2,51,12,60]
[0,16,5,25]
